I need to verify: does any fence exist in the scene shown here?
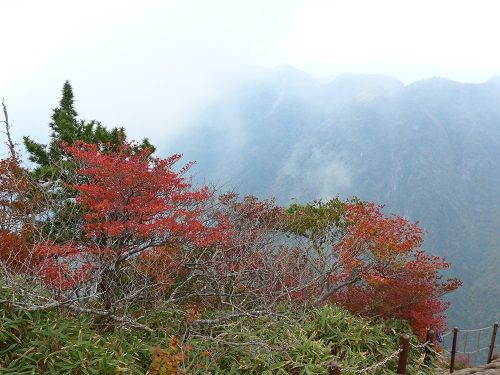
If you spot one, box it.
[442,322,498,373]
[326,322,498,374]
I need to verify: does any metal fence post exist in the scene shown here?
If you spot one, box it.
[397,335,410,374]
[487,322,498,364]
[450,327,458,373]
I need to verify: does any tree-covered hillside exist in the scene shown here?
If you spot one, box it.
[170,67,500,328]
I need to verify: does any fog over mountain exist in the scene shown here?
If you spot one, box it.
[167,66,500,328]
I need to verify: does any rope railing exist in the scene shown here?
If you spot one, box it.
[441,330,452,339]
[326,321,498,374]
[457,346,489,355]
[435,322,499,373]
[459,326,492,333]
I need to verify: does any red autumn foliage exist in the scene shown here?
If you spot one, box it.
[149,337,189,375]
[0,156,88,290]
[34,243,94,290]
[136,243,185,293]
[65,141,226,249]
[0,230,28,273]
[331,202,461,337]
[0,157,34,273]
[33,141,229,295]
[211,196,460,334]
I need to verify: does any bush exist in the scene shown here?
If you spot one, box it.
[0,286,440,374]
[184,304,439,374]
[0,300,152,374]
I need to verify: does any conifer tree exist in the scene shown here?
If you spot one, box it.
[24,80,154,180]
[22,81,155,243]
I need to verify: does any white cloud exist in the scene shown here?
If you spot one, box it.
[285,0,500,82]
[274,141,351,201]
[1,0,499,152]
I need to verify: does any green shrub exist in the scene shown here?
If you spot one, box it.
[0,302,152,374]
[183,304,440,374]
[0,288,440,374]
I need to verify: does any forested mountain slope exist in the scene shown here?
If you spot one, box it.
[168,67,500,327]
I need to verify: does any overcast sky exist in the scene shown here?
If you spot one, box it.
[2,0,500,151]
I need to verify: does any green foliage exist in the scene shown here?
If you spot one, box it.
[23,80,154,180]
[186,304,439,375]
[286,198,358,245]
[0,287,441,374]
[0,304,151,374]
[303,305,434,374]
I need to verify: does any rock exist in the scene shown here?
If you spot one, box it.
[449,354,500,374]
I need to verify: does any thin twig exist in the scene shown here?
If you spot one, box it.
[1,98,17,158]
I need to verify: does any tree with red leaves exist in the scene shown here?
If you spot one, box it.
[65,142,223,310]
[286,200,461,337]
[0,157,31,273]
[0,101,40,277]
[333,202,462,337]
[53,141,227,315]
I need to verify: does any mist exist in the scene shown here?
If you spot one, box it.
[3,0,500,158]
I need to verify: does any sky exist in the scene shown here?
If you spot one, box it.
[1,0,500,151]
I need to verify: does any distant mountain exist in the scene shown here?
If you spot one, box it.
[166,66,500,328]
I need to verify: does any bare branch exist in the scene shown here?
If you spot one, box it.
[1,98,17,158]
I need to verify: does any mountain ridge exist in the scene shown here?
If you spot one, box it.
[166,67,500,328]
